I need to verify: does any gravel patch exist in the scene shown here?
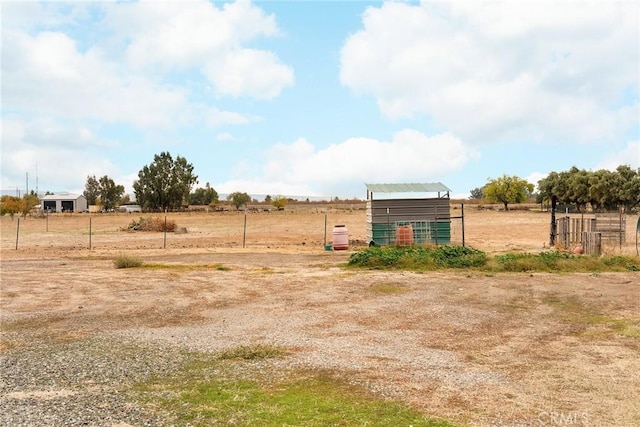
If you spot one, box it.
[0,339,187,427]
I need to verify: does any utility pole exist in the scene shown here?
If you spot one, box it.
[26,172,29,195]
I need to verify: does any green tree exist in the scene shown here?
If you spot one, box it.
[614,165,640,211]
[83,175,100,205]
[84,174,125,210]
[98,175,125,211]
[133,152,198,211]
[469,187,484,200]
[483,174,534,210]
[190,182,219,206]
[540,165,640,212]
[537,171,569,205]
[565,167,591,212]
[588,169,616,211]
[227,191,251,210]
[271,195,288,210]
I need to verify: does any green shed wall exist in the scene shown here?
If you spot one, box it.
[366,197,451,245]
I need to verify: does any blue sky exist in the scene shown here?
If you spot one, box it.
[2,0,639,200]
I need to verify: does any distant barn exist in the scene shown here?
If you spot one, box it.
[41,193,88,213]
[365,182,451,246]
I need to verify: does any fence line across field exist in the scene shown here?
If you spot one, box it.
[4,209,466,251]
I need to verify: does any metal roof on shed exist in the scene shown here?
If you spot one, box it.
[41,193,84,200]
[365,183,451,193]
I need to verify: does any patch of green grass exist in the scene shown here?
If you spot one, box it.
[583,315,640,338]
[113,253,144,269]
[368,282,411,295]
[601,255,640,271]
[489,251,637,273]
[543,295,640,339]
[133,361,456,427]
[216,344,287,361]
[347,246,640,273]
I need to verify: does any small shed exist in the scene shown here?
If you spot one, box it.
[365,182,451,246]
[41,193,88,213]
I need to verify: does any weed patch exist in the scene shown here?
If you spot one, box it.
[216,344,287,361]
[348,246,640,273]
[543,295,640,339]
[368,282,411,295]
[113,253,144,269]
[132,358,455,427]
[348,245,487,270]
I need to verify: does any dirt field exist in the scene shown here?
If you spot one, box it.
[1,208,639,426]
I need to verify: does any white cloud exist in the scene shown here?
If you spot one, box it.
[108,0,280,69]
[595,141,640,171]
[217,129,477,197]
[204,49,294,99]
[205,108,253,127]
[2,29,189,128]
[0,2,90,32]
[340,1,639,144]
[0,116,122,194]
[216,132,235,142]
[106,0,293,99]
[524,172,548,192]
[1,0,292,132]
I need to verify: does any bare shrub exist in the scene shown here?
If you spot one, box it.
[113,253,144,269]
[128,216,177,232]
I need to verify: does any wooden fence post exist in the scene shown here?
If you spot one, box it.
[582,231,601,256]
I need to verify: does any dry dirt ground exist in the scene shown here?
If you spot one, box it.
[1,208,639,426]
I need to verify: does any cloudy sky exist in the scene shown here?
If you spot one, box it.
[2,0,638,200]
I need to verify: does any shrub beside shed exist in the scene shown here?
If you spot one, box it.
[365,183,451,246]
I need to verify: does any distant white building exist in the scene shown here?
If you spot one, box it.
[119,204,142,213]
[41,193,88,213]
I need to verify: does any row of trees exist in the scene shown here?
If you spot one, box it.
[472,165,639,212]
[4,151,636,216]
[537,165,639,212]
[84,152,289,212]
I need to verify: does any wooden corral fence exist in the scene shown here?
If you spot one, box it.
[581,232,602,256]
[556,212,626,250]
[556,216,596,247]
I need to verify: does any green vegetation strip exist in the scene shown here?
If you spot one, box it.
[347,246,640,273]
[543,296,640,339]
[113,254,230,270]
[132,345,455,427]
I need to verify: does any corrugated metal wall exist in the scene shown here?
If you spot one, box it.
[366,198,451,245]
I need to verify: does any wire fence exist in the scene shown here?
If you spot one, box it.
[1,208,466,252]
